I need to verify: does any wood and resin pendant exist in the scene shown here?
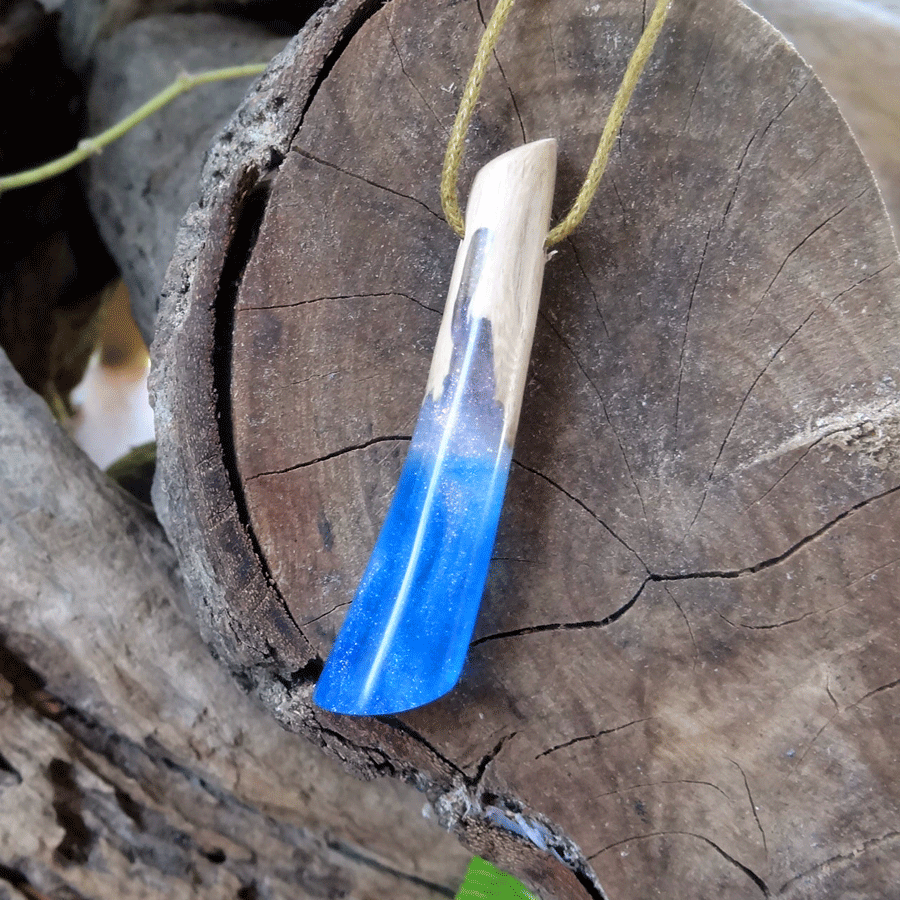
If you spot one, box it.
[314,139,557,715]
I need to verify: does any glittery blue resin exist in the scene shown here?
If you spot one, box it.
[314,229,512,715]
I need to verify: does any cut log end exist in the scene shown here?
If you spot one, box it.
[153,0,900,896]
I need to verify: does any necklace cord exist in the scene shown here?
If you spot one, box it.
[440,0,672,246]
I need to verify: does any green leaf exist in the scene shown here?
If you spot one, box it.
[455,857,537,900]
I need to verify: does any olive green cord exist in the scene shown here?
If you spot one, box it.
[440,0,672,245]
[439,0,519,238]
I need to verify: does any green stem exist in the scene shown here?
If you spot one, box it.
[0,63,268,193]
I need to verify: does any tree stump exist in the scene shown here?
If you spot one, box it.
[152,0,900,897]
[744,0,900,236]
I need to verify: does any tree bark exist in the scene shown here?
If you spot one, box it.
[0,342,469,897]
[152,0,900,897]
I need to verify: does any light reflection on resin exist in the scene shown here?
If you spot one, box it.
[313,229,514,716]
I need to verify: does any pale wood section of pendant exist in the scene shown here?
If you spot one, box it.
[427,139,556,446]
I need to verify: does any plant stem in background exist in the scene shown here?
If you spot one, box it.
[0,63,267,193]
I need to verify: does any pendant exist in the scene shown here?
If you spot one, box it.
[314,138,557,716]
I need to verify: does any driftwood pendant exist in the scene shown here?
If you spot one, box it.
[314,139,557,716]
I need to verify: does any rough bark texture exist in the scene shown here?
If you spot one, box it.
[0,345,469,898]
[153,0,900,897]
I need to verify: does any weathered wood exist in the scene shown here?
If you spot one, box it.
[86,13,289,346]
[743,0,900,235]
[0,346,469,898]
[153,0,900,897]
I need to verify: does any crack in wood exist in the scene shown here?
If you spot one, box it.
[475,482,899,645]
[298,600,352,628]
[728,758,767,856]
[474,0,528,145]
[287,371,381,389]
[665,481,900,581]
[743,182,870,331]
[715,249,886,473]
[797,675,900,766]
[593,778,731,801]
[778,830,900,896]
[373,716,467,781]
[312,721,400,778]
[823,260,895,311]
[490,555,545,566]
[511,459,647,566]
[688,187,874,538]
[720,128,759,226]
[742,390,900,513]
[589,830,770,896]
[238,290,440,315]
[287,0,391,149]
[741,432,828,513]
[756,78,810,153]
[472,576,650,645]
[530,313,652,537]
[466,732,517,788]
[292,147,445,221]
[718,610,816,631]
[846,676,900,709]
[609,177,629,227]
[796,708,840,767]
[680,34,716,135]
[674,224,712,437]
[245,435,412,481]
[384,17,449,137]
[546,11,559,90]
[846,554,900,587]
[535,717,652,760]
[662,582,699,669]
[565,237,610,340]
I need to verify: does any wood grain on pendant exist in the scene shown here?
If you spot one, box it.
[151,0,900,897]
[428,138,557,445]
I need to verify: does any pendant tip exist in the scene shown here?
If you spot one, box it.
[313,670,457,717]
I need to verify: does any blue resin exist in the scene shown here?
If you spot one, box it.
[312,443,511,715]
[314,229,514,715]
